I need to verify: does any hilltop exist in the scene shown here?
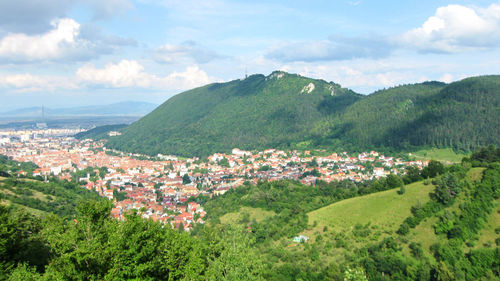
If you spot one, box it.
[105,72,500,157]
[107,71,360,156]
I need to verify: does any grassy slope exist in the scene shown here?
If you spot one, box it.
[404,168,486,256]
[0,200,47,216]
[296,167,496,265]
[0,178,49,215]
[411,148,468,164]
[0,177,102,217]
[306,181,434,235]
[470,166,499,248]
[219,206,275,225]
[475,199,500,248]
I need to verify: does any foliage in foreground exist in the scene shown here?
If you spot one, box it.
[1,147,499,280]
[0,200,264,280]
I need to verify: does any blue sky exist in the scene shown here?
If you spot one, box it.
[0,0,499,110]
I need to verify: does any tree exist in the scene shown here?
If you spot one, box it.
[397,186,406,195]
[422,160,445,178]
[343,267,368,281]
[218,158,230,168]
[432,261,454,281]
[113,189,127,201]
[386,174,404,189]
[205,226,264,281]
[182,173,192,184]
[403,165,422,184]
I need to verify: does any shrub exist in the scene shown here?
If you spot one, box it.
[397,186,406,195]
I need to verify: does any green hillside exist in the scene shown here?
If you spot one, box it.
[411,148,467,164]
[107,73,500,157]
[108,71,360,156]
[314,76,500,152]
[306,180,434,236]
[0,157,103,217]
[197,148,500,280]
[75,124,127,140]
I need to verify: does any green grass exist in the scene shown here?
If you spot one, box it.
[410,216,440,247]
[467,167,486,182]
[0,178,50,202]
[410,148,467,164]
[1,199,47,216]
[474,199,500,249]
[408,167,487,256]
[306,181,434,235]
[219,206,275,225]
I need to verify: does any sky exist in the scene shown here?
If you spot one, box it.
[1,0,499,110]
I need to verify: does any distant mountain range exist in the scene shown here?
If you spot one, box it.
[97,71,499,157]
[0,101,158,117]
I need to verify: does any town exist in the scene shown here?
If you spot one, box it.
[0,129,429,231]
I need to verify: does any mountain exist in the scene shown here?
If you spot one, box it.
[316,76,499,152]
[108,71,361,156]
[107,72,500,157]
[75,124,128,140]
[0,101,158,117]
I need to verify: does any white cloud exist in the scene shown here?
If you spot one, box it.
[76,60,215,90]
[399,4,500,53]
[0,73,78,92]
[0,60,215,93]
[439,73,454,83]
[0,74,45,88]
[0,18,134,63]
[0,18,80,62]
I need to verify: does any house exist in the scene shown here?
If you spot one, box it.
[293,235,309,243]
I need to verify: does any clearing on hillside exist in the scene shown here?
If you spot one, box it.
[411,148,467,164]
[219,206,275,225]
[307,180,434,235]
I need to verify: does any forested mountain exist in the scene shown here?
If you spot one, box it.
[75,124,128,140]
[108,71,360,156]
[106,73,500,157]
[315,76,500,152]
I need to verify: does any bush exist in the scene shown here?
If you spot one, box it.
[397,223,410,235]
[397,186,406,195]
[494,227,500,235]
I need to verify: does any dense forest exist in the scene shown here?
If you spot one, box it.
[106,71,362,156]
[1,147,498,280]
[105,73,499,157]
